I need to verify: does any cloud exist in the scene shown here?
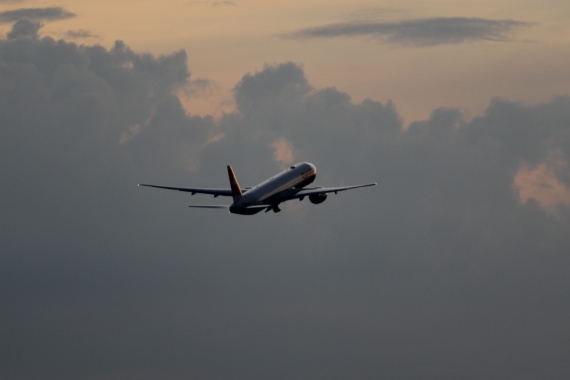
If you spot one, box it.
[0,7,75,23]
[212,1,236,6]
[1,20,570,380]
[65,29,98,39]
[283,17,533,46]
[272,136,294,165]
[187,1,237,7]
[179,77,216,97]
[514,150,570,213]
[6,17,40,39]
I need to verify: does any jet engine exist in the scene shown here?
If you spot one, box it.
[309,194,327,204]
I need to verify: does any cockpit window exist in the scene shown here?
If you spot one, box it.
[290,166,295,169]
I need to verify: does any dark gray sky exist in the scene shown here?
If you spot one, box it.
[1,19,570,380]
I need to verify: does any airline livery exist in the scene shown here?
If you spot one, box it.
[139,162,376,215]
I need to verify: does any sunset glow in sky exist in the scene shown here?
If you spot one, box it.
[8,0,570,122]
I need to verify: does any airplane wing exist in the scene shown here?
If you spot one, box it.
[276,183,377,201]
[188,205,230,209]
[138,184,233,197]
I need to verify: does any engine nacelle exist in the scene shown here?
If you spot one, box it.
[309,194,327,204]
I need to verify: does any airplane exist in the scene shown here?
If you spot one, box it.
[139,162,376,215]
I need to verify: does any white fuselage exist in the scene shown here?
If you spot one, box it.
[233,162,316,208]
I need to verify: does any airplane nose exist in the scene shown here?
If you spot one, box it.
[309,163,317,173]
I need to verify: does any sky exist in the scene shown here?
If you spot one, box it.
[1,1,570,379]
[4,0,570,122]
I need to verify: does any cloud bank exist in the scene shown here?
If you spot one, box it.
[284,17,533,46]
[1,21,569,380]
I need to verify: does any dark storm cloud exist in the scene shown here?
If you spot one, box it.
[283,17,533,46]
[0,7,75,23]
[1,20,570,380]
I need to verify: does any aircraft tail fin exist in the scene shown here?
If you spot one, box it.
[227,165,243,201]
